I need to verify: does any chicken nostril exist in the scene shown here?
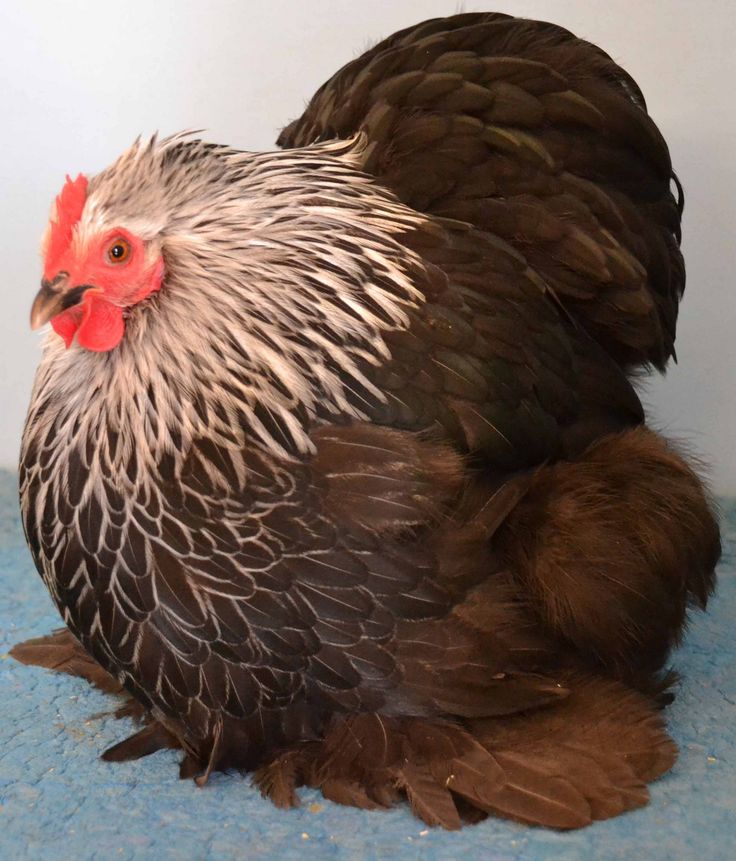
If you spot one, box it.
[40,271,69,292]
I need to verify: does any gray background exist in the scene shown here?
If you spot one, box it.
[1,0,733,491]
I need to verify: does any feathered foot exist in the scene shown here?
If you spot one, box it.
[10,628,177,756]
[10,628,123,694]
[12,629,676,830]
[253,672,676,830]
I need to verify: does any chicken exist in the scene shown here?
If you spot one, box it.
[13,13,720,830]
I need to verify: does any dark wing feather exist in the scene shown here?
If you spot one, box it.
[380,221,580,466]
[353,215,642,466]
[279,12,682,370]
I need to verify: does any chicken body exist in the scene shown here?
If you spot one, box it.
[15,14,720,829]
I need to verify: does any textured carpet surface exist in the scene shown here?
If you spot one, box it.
[0,468,734,861]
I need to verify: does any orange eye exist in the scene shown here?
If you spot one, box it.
[106,237,132,264]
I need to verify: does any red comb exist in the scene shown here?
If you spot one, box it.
[44,173,88,279]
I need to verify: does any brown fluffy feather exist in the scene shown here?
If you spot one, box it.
[497,427,720,678]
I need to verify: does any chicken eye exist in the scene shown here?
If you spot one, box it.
[106,237,132,264]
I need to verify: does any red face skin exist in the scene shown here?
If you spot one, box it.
[42,175,164,352]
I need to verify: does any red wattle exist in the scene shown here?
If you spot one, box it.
[51,306,84,348]
[50,295,125,352]
[77,295,125,351]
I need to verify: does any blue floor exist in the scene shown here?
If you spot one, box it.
[1,467,734,861]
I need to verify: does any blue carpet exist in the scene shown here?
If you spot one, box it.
[1,467,734,861]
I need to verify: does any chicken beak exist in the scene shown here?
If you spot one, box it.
[30,277,91,330]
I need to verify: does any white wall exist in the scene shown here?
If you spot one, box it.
[1,0,734,491]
